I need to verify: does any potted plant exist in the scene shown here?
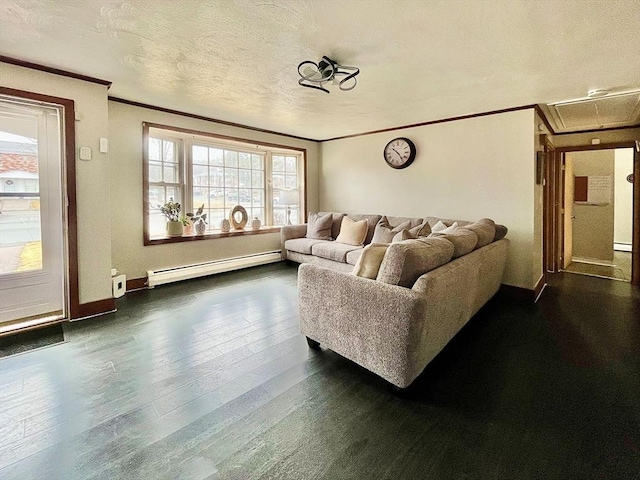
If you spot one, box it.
[180,215,193,235]
[161,198,183,237]
[188,204,207,235]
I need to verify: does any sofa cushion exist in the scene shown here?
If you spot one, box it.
[346,248,364,266]
[336,217,368,246]
[318,212,347,240]
[345,214,383,244]
[312,241,363,263]
[461,218,495,248]
[306,212,332,240]
[494,224,508,241]
[376,237,455,288]
[353,243,390,279]
[429,227,478,258]
[284,238,330,255]
[372,216,430,243]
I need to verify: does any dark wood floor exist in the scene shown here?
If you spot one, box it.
[1,263,638,480]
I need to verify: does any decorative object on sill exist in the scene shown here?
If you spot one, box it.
[230,205,248,230]
[220,218,230,233]
[251,217,261,230]
[180,215,193,236]
[160,197,183,237]
[297,56,360,94]
[188,204,207,236]
[280,189,299,225]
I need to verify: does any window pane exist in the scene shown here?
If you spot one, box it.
[251,207,264,223]
[149,186,164,207]
[193,188,207,206]
[273,155,285,172]
[251,170,263,188]
[193,165,208,184]
[285,174,297,189]
[149,211,166,237]
[225,169,238,188]
[239,189,251,205]
[272,174,285,190]
[239,152,251,169]
[164,165,177,183]
[289,207,299,224]
[149,138,161,161]
[163,141,175,162]
[209,148,223,166]
[210,167,224,187]
[273,208,287,226]
[225,189,238,204]
[224,150,238,167]
[239,169,251,188]
[149,162,162,182]
[166,187,179,203]
[252,154,263,170]
[210,189,224,208]
[285,156,297,173]
[193,145,208,164]
[252,189,263,207]
[210,209,225,228]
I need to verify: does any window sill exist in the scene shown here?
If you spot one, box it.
[145,226,282,246]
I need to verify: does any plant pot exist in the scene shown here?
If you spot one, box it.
[183,223,193,236]
[195,220,207,235]
[166,220,183,237]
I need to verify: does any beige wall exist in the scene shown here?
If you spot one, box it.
[568,150,615,262]
[1,62,112,304]
[108,101,320,281]
[614,148,634,245]
[319,109,537,289]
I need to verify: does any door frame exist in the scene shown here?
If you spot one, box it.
[549,141,639,285]
[0,86,81,320]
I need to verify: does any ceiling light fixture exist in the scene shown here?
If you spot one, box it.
[587,89,610,98]
[297,56,360,94]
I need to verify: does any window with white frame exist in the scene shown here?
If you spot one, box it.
[144,124,305,241]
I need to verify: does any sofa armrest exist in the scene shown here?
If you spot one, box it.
[298,263,426,387]
[280,224,308,259]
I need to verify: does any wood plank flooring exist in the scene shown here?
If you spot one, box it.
[0,263,638,479]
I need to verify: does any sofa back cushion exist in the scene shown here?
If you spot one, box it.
[335,216,368,246]
[318,212,347,240]
[376,237,455,288]
[429,227,478,258]
[461,218,495,248]
[306,212,333,240]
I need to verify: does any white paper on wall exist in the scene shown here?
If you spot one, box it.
[587,175,612,205]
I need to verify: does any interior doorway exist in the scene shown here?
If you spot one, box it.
[552,144,639,284]
[0,96,68,328]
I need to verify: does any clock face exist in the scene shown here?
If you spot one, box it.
[383,137,416,169]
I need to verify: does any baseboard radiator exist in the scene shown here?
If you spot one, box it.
[147,251,282,287]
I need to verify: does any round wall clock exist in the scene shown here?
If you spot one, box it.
[383,137,416,169]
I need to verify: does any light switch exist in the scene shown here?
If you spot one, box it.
[79,146,92,160]
[100,137,108,153]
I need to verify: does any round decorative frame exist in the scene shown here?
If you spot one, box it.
[229,205,248,230]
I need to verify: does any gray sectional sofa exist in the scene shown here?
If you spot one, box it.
[282,212,510,389]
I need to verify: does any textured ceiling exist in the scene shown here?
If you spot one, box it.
[1,0,639,140]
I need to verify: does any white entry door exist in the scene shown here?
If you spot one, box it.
[0,98,66,324]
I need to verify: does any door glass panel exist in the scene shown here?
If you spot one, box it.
[0,125,42,274]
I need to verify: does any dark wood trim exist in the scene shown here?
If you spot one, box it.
[553,124,640,136]
[126,277,148,292]
[143,122,308,153]
[534,105,556,134]
[74,298,116,320]
[0,55,112,88]
[555,141,636,153]
[0,86,81,320]
[142,123,151,246]
[109,97,316,143]
[499,284,535,302]
[145,227,281,246]
[322,104,539,142]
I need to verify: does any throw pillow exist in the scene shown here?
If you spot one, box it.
[371,216,412,243]
[335,216,368,246]
[353,243,390,279]
[306,212,332,240]
[392,229,415,242]
[431,220,458,234]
